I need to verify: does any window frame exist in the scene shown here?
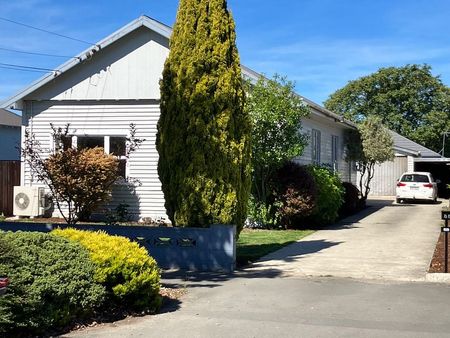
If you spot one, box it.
[331,135,339,172]
[53,134,129,179]
[311,129,321,165]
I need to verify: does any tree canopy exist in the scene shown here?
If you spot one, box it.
[157,0,251,232]
[325,64,450,153]
[245,75,309,205]
[345,116,394,201]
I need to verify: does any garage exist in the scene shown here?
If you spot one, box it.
[414,159,450,198]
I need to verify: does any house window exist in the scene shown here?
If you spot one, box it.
[61,136,73,151]
[77,136,104,150]
[311,129,321,164]
[332,135,339,171]
[56,135,128,178]
[110,136,127,178]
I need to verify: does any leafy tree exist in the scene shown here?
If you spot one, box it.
[22,123,143,224]
[157,0,251,232]
[245,75,309,206]
[325,64,450,152]
[345,116,394,202]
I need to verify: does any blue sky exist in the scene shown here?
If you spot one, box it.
[1,0,450,105]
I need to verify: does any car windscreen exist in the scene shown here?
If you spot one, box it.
[400,174,430,183]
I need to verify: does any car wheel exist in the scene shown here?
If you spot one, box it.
[396,198,402,204]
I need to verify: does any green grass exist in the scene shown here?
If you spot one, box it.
[236,229,314,266]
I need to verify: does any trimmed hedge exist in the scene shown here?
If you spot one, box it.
[0,231,105,336]
[308,165,344,224]
[53,228,161,311]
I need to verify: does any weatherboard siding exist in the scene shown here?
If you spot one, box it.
[22,100,167,220]
[295,108,354,183]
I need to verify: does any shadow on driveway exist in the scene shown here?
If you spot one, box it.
[256,239,342,264]
[160,199,402,310]
[161,201,393,289]
[311,198,393,231]
[162,238,342,292]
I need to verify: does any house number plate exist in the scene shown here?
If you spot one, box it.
[441,211,450,220]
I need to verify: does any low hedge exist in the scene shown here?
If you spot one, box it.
[53,228,161,311]
[308,165,344,224]
[0,231,105,336]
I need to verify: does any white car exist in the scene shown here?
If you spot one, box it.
[396,172,438,203]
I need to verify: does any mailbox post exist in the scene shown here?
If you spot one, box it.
[441,211,450,273]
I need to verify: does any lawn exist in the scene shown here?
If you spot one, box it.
[236,229,314,266]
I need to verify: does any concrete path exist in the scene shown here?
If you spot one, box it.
[249,198,443,282]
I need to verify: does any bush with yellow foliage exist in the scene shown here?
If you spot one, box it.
[53,228,161,311]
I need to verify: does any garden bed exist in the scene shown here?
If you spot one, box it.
[429,232,450,273]
[3,216,170,227]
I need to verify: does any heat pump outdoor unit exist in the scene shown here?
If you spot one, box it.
[13,186,45,217]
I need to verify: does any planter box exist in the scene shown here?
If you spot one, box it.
[0,222,236,273]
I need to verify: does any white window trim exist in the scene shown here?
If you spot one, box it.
[332,135,339,172]
[312,129,321,165]
[52,133,129,179]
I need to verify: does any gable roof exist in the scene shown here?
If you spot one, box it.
[390,130,441,158]
[1,16,171,109]
[0,108,21,127]
[1,15,354,128]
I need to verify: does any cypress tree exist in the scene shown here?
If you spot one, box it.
[157,0,251,233]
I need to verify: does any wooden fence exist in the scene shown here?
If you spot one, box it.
[0,161,20,216]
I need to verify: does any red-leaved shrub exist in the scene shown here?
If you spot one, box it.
[271,162,318,228]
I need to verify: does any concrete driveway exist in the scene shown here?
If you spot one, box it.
[66,199,449,338]
[249,198,443,281]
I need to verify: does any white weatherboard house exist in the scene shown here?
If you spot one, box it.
[1,16,357,221]
[0,108,21,160]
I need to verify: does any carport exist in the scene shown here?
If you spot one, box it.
[415,158,450,198]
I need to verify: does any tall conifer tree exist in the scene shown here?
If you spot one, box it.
[157,0,251,232]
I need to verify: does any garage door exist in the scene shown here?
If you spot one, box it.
[361,156,408,196]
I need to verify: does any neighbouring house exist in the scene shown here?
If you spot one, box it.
[0,108,21,160]
[365,130,450,197]
[1,15,357,221]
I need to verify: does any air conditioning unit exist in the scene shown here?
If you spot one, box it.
[13,186,45,217]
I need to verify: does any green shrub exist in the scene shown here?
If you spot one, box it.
[271,162,318,228]
[53,228,161,311]
[0,231,105,336]
[308,165,344,224]
[246,195,282,229]
[339,182,362,217]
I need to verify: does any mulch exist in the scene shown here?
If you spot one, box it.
[68,286,186,334]
[429,232,450,273]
